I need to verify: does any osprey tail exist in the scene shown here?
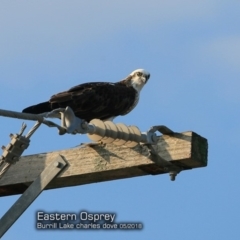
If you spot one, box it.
[22,101,52,114]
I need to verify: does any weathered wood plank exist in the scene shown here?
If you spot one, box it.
[0,131,208,197]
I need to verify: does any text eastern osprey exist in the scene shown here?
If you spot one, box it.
[22,69,150,122]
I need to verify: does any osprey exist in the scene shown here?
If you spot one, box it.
[22,69,150,122]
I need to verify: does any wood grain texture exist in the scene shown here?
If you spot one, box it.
[0,131,208,197]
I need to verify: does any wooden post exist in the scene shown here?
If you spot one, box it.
[0,131,208,197]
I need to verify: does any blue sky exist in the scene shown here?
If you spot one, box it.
[0,1,240,239]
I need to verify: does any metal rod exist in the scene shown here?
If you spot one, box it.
[0,108,44,122]
[25,121,42,139]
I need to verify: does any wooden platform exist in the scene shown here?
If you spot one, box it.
[0,131,208,197]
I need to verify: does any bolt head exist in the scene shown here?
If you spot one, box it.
[54,161,62,168]
[169,172,177,181]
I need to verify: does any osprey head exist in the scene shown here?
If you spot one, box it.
[125,69,150,93]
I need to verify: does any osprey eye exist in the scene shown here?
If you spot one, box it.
[137,72,142,76]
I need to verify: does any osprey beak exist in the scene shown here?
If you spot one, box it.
[144,77,149,84]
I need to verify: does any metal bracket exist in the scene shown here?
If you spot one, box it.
[142,125,175,145]
[1,134,30,164]
[144,126,182,181]
[148,125,175,135]
[0,155,67,238]
[40,107,89,135]
[0,124,30,164]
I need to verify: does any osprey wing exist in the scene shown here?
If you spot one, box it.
[48,82,137,122]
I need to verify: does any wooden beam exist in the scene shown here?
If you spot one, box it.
[0,131,208,197]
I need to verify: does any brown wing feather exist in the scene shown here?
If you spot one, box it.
[49,82,136,122]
